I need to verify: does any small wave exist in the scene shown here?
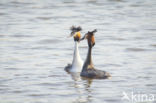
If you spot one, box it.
[10,34,33,38]
[126,48,150,52]
[28,93,51,97]
[38,39,61,44]
[150,44,156,48]
[36,17,52,20]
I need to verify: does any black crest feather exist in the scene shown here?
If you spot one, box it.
[88,29,97,35]
[70,26,82,32]
[92,29,97,33]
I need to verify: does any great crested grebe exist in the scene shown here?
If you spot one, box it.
[80,29,111,79]
[64,26,83,72]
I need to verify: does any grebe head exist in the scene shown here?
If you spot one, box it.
[69,26,82,42]
[81,29,97,47]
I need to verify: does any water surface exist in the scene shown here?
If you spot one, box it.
[0,0,156,103]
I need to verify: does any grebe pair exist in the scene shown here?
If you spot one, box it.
[65,26,111,79]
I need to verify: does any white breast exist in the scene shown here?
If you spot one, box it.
[70,42,83,72]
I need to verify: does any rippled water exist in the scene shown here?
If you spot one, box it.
[0,0,156,103]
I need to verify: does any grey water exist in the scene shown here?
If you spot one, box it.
[0,0,156,103]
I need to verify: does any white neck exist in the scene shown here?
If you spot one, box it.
[70,42,83,72]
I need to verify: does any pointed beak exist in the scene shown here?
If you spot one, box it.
[80,36,85,41]
[80,34,87,41]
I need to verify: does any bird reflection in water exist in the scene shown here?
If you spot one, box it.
[66,72,93,103]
